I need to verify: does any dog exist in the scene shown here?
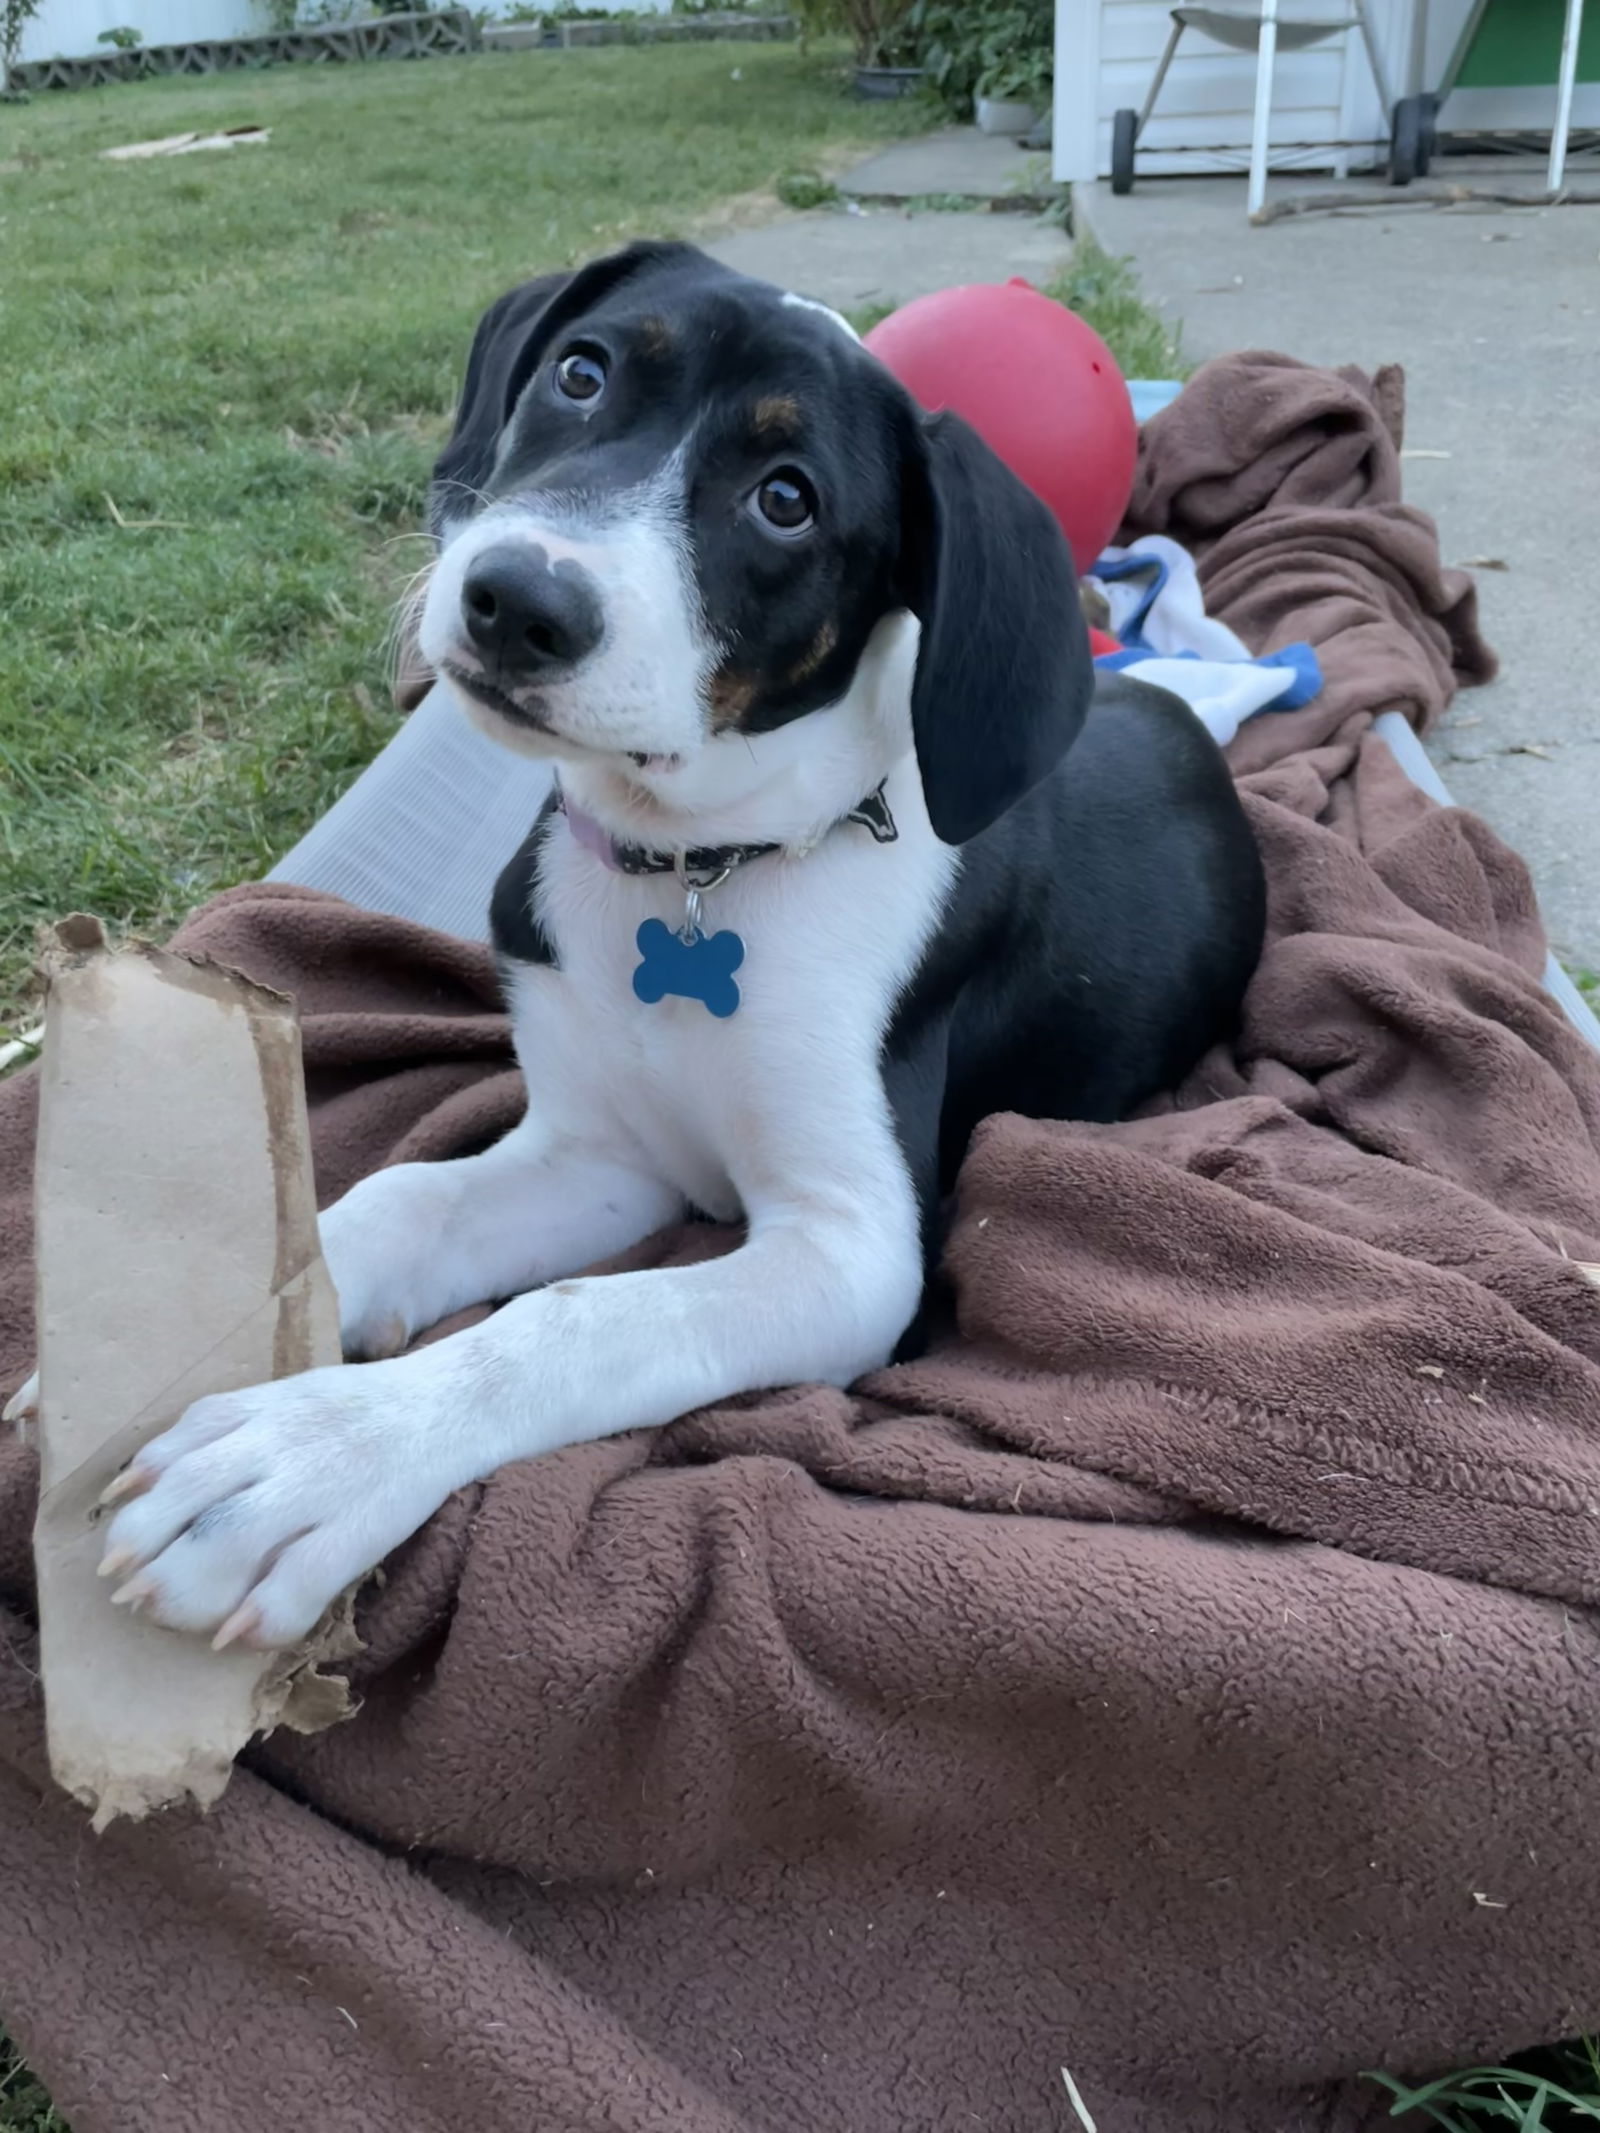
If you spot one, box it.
[47,241,1266,1651]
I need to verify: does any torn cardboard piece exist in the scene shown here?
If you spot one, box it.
[32,916,355,1832]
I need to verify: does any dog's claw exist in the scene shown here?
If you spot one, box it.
[98,1464,154,1509]
[97,1545,140,1582]
[212,1603,262,1653]
[2,1372,39,1427]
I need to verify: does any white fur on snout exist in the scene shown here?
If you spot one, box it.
[419,454,716,762]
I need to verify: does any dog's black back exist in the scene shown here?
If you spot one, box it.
[882,669,1264,1242]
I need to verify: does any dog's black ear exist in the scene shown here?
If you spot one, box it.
[899,408,1093,846]
[429,241,702,534]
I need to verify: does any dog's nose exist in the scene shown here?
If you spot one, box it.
[460,545,603,674]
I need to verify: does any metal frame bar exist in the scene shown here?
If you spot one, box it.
[1247,0,1280,216]
[1136,15,1187,135]
[1405,0,1431,99]
[1351,0,1393,117]
[1434,0,1492,106]
[1550,0,1586,189]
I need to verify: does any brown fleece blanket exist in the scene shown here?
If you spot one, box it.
[5,351,1600,2133]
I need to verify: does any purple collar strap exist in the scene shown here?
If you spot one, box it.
[555,779,897,884]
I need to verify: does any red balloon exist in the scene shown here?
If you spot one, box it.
[865,277,1137,576]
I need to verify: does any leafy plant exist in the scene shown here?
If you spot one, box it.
[838,0,914,69]
[911,0,1049,114]
[1,0,41,92]
[774,166,836,207]
[783,0,841,50]
[977,40,1048,105]
[95,23,142,45]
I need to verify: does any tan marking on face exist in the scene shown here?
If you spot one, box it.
[751,394,802,445]
[787,619,838,685]
[636,316,674,359]
[708,666,759,732]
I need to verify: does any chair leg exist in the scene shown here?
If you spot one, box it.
[1248,0,1279,219]
[1351,0,1394,118]
[1550,0,1584,194]
[1138,17,1185,136]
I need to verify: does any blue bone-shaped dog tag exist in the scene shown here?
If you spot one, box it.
[633,918,744,1018]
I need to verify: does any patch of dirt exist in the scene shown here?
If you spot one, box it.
[686,138,882,240]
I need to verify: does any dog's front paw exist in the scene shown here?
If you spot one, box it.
[318,1165,464,1361]
[97,1361,456,1650]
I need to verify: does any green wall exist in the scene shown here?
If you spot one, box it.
[1456,0,1600,88]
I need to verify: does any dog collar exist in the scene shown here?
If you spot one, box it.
[556,779,898,887]
[553,779,898,1020]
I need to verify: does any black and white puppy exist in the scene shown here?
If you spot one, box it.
[88,241,1265,1649]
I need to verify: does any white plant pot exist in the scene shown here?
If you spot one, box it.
[976,95,1038,137]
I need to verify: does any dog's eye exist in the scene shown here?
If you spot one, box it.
[554,349,607,404]
[751,470,816,537]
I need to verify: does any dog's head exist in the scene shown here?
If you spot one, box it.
[414,241,1091,844]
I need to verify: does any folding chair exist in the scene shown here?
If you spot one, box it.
[1111,0,1394,218]
[1388,0,1589,195]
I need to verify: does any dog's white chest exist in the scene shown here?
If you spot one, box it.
[503,771,956,1223]
[504,933,738,1217]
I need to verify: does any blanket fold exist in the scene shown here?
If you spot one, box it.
[3,352,1599,2133]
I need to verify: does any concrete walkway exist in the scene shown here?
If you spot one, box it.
[1079,172,1600,972]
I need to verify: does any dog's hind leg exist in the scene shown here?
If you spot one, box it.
[318,1115,685,1360]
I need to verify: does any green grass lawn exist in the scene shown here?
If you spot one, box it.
[0,39,932,1032]
[0,40,1191,1042]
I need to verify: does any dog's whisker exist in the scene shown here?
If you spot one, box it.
[383,562,436,703]
[389,564,434,617]
[432,475,496,513]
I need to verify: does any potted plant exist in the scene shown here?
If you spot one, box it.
[912,0,1050,126]
[975,43,1050,135]
[842,0,919,97]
